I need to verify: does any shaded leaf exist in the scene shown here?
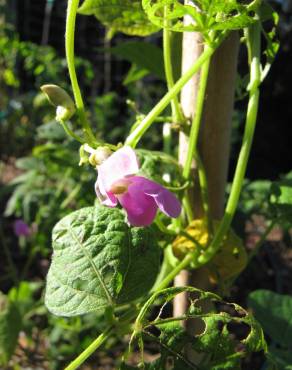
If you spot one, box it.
[267,346,292,370]
[0,293,22,365]
[270,174,292,227]
[123,64,149,85]
[109,41,165,80]
[248,289,292,348]
[172,219,247,282]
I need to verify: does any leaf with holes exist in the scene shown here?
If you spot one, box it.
[125,286,266,369]
[78,0,159,36]
[45,206,160,316]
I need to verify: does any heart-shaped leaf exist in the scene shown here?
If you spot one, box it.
[45,206,160,316]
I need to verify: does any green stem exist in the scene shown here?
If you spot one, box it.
[125,35,226,148]
[154,252,197,291]
[182,48,211,180]
[151,248,174,291]
[183,195,194,223]
[64,326,114,370]
[60,121,85,143]
[65,0,96,144]
[196,153,213,236]
[198,23,262,265]
[179,43,212,232]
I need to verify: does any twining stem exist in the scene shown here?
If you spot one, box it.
[178,41,212,234]
[196,154,213,236]
[125,34,226,148]
[65,0,96,145]
[154,251,198,292]
[198,23,262,265]
[182,48,211,180]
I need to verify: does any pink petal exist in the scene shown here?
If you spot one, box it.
[97,146,139,193]
[130,176,181,218]
[95,179,117,207]
[118,180,158,226]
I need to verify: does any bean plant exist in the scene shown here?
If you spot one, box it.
[39,0,284,369]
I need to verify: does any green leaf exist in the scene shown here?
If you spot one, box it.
[117,227,160,304]
[45,206,160,316]
[128,286,266,369]
[248,289,292,348]
[267,346,292,370]
[37,121,67,141]
[78,0,159,36]
[259,2,279,81]
[0,292,22,365]
[109,41,165,80]
[142,0,261,35]
[9,281,43,317]
[123,64,149,85]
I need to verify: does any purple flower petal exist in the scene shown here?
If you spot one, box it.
[118,179,158,226]
[130,176,181,218]
[97,146,139,193]
[13,219,30,237]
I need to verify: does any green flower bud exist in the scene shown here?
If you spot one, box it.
[40,84,76,121]
[89,147,112,167]
[79,145,89,166]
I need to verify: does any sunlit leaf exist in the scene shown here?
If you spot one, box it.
[78,0,159,36]
[45,206,160,316]
[142,0,261,35]
[126,286,266,369]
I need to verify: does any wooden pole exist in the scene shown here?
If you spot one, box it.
[174,2,240,344]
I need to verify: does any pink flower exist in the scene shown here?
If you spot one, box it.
[13,219,30,237]
[95,147,181,226]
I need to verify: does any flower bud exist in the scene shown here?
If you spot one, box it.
[79,145,89,166]
[89,146,112,167]
[40,84,76,121]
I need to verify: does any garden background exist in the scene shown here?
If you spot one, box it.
[0,0,292,369]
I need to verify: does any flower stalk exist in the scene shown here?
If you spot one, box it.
[65,0,96,145]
